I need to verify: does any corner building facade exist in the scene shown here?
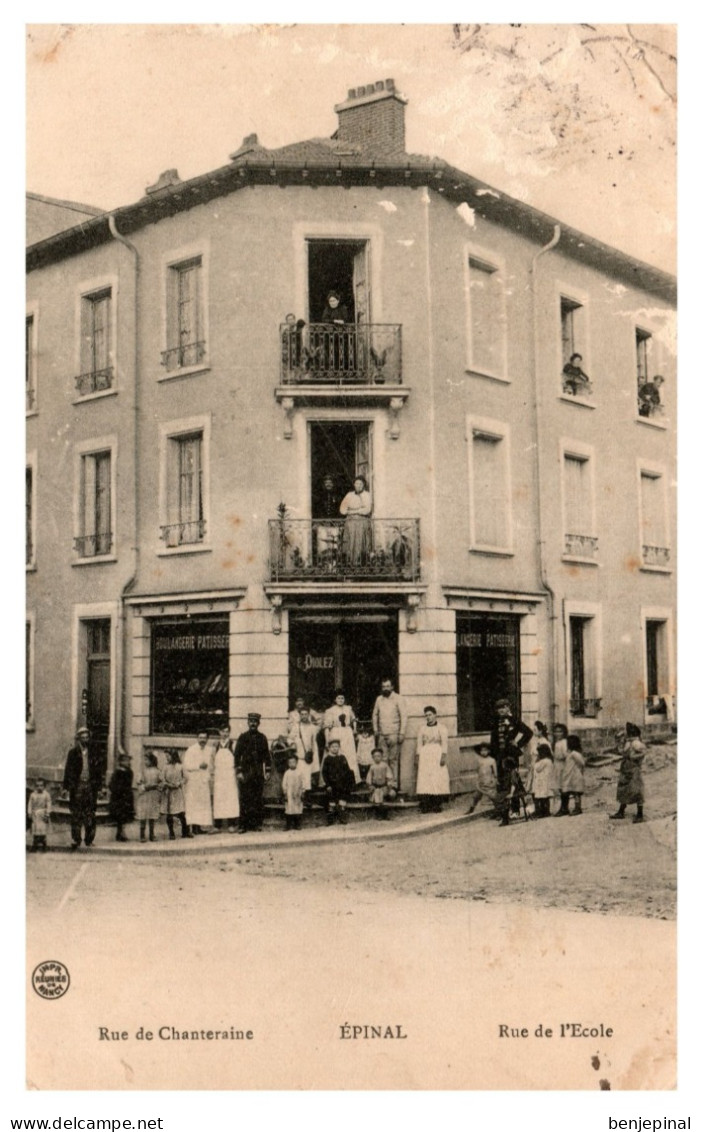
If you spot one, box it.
[26,80,676,792]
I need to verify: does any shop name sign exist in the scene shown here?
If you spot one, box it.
[155,634,229,651]
[457,632,516,649]
[295,654,335,672]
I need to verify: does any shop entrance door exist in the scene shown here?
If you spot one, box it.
[86,619,111,768]
[289,612,398,723]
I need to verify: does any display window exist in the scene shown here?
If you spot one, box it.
[456,613,521,733]
[150,617,229,734]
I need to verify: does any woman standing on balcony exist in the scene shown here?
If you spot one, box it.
[339,476,372,565]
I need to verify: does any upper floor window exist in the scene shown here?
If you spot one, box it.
[467,417,513,555]
[159,416,210,551]
[26,462,36,568]
[76,288,113,396]
[162,256,206,372]
[561,443,597,561]
[26,314,37,412]
[560,293,592,399]
[638,465,671,571]
[75,447,114,559]
[466,253,507,380]
[26,614,35,729]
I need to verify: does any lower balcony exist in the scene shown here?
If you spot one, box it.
[269,517,420,583]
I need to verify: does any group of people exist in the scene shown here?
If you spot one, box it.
[27,690,650,851]
[465,701,647,827]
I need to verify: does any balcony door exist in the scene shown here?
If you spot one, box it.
[309,421,373,520]
[307,239,370,324]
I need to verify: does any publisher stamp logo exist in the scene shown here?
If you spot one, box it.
[32,960,70,1000]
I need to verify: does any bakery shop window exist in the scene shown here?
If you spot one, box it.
[456,613,521,734]
[150,617,229,735]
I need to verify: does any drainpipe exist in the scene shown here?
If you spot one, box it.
[530,225,561,726]
[108,214,140,756]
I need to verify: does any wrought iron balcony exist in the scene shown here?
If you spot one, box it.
[74,532,113,557]
[642,544,671,568]
[160,519,207,548]
[569,696,602,718]
[269,517,420,582]
[280,323,402,385]
[75,367,114,396]
[564,533,599,559]
[160,341,207,370]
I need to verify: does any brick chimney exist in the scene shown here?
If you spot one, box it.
[334,79,407,156]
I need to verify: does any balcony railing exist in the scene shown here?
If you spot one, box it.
[642,544,671,568]
[564,533,599,559]
[280,323,402,385]
[75,367,114,396]
[269,517,420,582]
[160,341,207,371]
[160,519,206,548]
[74,532,113,557]
[570,696,602,718]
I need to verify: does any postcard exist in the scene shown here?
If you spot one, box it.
[25,23,676,1092]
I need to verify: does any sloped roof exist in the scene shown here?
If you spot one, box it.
[26,191,105,245]
[26,138,675,303]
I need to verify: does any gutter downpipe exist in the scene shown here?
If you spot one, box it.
[530,225,561,726]
[108,214,140,757]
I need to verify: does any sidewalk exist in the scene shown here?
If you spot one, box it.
[29,798,485,857]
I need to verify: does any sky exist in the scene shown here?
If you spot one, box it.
[25,23,676,273]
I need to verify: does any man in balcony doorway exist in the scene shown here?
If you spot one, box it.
[372,678,407,789]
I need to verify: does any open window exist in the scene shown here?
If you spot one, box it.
[560,291,592,399]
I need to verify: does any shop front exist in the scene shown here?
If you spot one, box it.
[288,608,398,724]
[456,612,522,733]
[149,616,230,736]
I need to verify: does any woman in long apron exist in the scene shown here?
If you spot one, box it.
[415,706,451,813]
[212,727,240,832]
[182,732,213,834]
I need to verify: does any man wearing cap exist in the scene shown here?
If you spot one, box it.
[234,713,272,833]
[489,699,533,824]
[63,726,104,849]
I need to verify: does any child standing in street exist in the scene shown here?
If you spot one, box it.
[559,734,585,816]
[109,753,135,842]
[161,749,190,839]
[365,748,396,819]
[136,750,162,842]
[551,722,569,815]
[320,738,355,824]
[467,742,498,814]
[532,743,555,817]
[27,778,51,851]
[281,752,306,831]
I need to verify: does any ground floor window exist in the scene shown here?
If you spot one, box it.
[456,613,521,733]
[150,617,229,734]
[645,619,671,715]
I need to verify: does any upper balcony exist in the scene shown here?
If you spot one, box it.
[280,322,402,386]
[275,322,409,437]
[268,516,420,584]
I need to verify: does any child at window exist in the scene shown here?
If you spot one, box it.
[559,734,585,816]
[281,752,306,831]
[27,778,51,852]
[562,353,591,395]
[365,748,396,820]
